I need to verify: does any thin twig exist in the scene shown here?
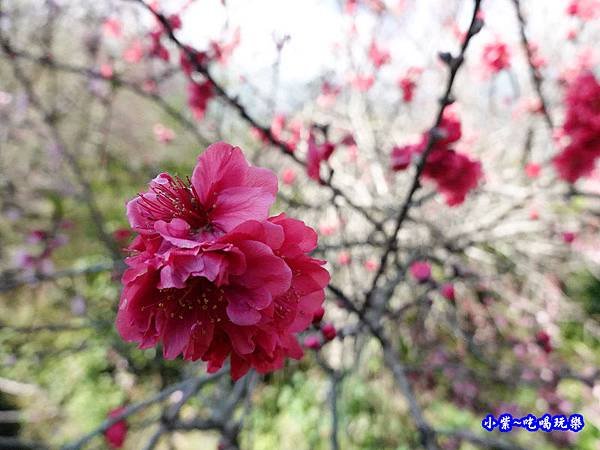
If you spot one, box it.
[511,0,554,130]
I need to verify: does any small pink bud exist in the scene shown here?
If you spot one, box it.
[364,258,378,272]
[104,407,128,449]
[562,231,576,243]
[525,163,541,179]
[100,63,114,79]
[440,283,455,301]
[281,168,297,185]
[410,261,431,283]
[312,306,325,324]
[529,208,539,220]
[303,335,321,350]
[337,251,351,266]
[168,14,182,30]
[321,323,337,341]
[112,228,132,242]
[536,330,553,353]
[153,123,176,144]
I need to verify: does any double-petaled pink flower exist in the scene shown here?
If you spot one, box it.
[117,142,329,379]
[391,111,483,206]
[553,71,600,183]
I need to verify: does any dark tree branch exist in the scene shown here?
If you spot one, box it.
[123,0,383,232]
[363,0,484,313]
[511,0,554,130]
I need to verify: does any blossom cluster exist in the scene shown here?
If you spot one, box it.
[391,111,483,206]
[553,71,600,183]
[116,142,330,379]
[482,40,511,75]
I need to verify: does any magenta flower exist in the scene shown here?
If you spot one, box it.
[117,143,329,380]
[127,142,277,239]
[410,261,432,283]
[553,72,600,182]
[187,80,214,121]
[306,132,336,181]
[440,283,455,301]
[368,40,391,68]
[321,322,337,341]
[525,162,541,179]
[303,335,321,350]
[391,111,483,206]
[482,40,511,74]
[104,407,128,449]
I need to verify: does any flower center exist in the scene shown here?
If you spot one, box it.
[155,277,227,325]
[137,176,210,230]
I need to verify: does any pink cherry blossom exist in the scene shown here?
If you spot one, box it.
[525,163,541,179]
[187,80,214,121]
[153,123,176,144]
[281,168,297,185]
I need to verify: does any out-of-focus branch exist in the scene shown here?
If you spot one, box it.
[0,262,116,293]
[364,0,484,312]
[436,428,528,450]
[328,283,439,450]
[511,0,554,130]
[170,372,256,450]
[0,43,210,147]
[315,353,343,450]
[0,436,48,450]
[62,369,226,450]
[0,32,121,260]
[124,0,383,231]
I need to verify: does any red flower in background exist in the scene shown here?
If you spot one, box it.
[123,40,144,64]
[440,283,455,301]
[210,28,241,65]
[104,407,128,449]
[153,123,176,144]
[318,81,341,108]
[398,77,415,103]
[535,330,553,354]
[117,143,329,379]
[187,80,214,121]
[350,73,375,92]
[397,68,422,103]
[482,40,511,74]
[525,163,541,179]
[306,132,336,181]
[102,18,122,38]
[553,72,600,182]
[303,335,321,349]
[391,144,418,171]
[368,40,391,68]
[321,322,337,341]
[281,168,297,185]
[180,47,209,77]
[410,261,431,283]
[567,0,600,20]
[391,111,483,206]
[345,0,358,14]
